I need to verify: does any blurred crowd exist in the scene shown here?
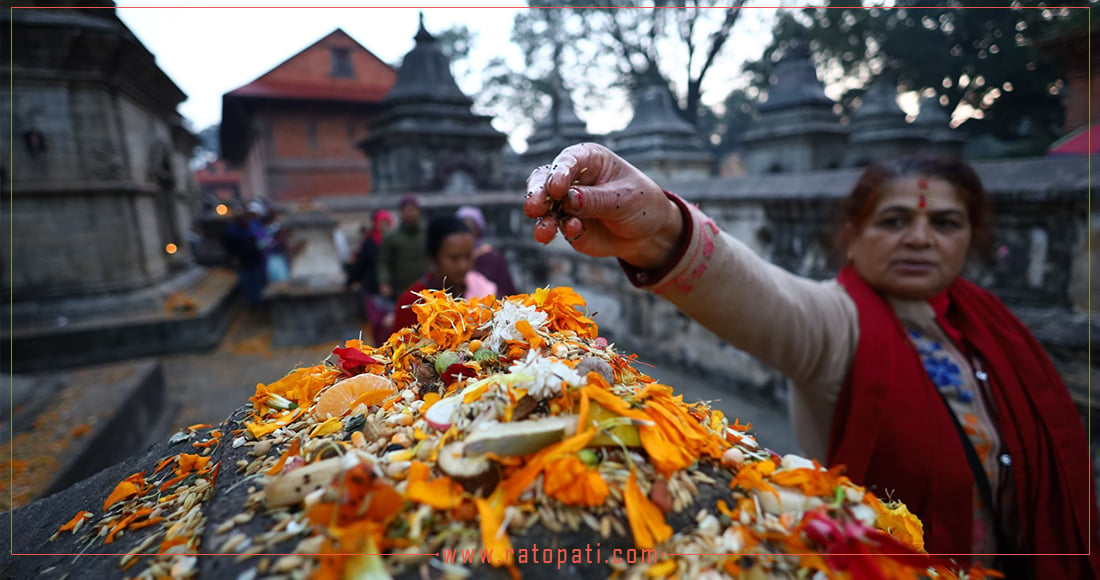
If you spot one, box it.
[221,196,518,346]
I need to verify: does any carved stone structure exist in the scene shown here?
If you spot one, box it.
[358,15,507,195]
[607,83,713,183]
[520,87,596,172]
[843,75,931,167]
[913,95,966,159]
[740,42,849,174]
[3,3,235,372]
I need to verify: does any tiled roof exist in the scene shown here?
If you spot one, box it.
[226,80,391,104]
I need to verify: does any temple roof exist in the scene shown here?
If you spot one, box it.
[383,12,471,106]
[617,85,697,138]
[851,75,905,121]
[758,41,834,113]
[914,95,951,127]
[526,89,591,149]
[224,29,394,105]
[221,28,396,164]
[611,83,709,161]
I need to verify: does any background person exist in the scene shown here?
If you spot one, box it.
[378,195,428,300]
[456,205,518,296]
[524,142,1099,578]
[221,203,267,307]
[346,210,395,344]
[390,215,497,334]
[258,208,290,284]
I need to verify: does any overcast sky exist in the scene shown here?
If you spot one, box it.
[114,1,528,137]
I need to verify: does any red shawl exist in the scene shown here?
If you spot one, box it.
[830,265,1099,576]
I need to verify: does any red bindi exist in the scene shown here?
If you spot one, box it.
[918,194,927,209]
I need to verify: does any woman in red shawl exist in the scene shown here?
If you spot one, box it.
[524,143,1099,579]
[346,210,395,344]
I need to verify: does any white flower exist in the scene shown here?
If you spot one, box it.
[508,350,583,400]
[480,300,549,352]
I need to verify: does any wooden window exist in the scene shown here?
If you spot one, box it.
[330,47,354,78]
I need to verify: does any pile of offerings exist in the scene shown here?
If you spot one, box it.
[52,288,992,580]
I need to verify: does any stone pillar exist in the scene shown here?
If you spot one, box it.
[264,209,361,347]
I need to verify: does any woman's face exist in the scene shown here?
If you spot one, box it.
[434,232,475,288]
[847,175,972,300]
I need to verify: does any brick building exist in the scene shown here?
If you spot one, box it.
[220,29,396,204]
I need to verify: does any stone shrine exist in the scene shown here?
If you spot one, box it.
[740,41,849,174]
[264,207,361,347]
[607,81,714,183]
[912,95,966,159]
[520,80,597,171]
[358,15,507,195]
[843,74,931,167]
[3,3,235,372]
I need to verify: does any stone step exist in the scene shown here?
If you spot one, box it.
[5,268,239,373]
[2,374,64,442]
[3,359,175,510]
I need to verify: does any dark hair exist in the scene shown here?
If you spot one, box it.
[426,215,472,259]
[837,155,993,259]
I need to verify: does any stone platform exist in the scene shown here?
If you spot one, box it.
[3,359,173,511]
[5,267,239,373]
[265,279,362,348]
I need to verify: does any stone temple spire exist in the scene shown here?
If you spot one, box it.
[522,79,593,168]
[384,11,469,106]
[758,40,833,113]
[607,76,713,182]
[360,16,506,193]
[739,41,847,173]
[844,74,938,167]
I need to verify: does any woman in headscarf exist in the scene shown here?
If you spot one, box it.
[456,205,518,296]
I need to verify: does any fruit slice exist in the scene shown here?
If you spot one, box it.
[437,442,499,495]
[462,416,577,457]
[585,401,642,447]
[313,373,395,420]
[424,396,462,431]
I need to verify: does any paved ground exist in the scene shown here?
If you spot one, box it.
[159,305,335,433]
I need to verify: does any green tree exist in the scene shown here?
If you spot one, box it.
[434,24,476,92]
[741,2,1091,152]
[477,1,760,149]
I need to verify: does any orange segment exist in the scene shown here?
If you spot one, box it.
[313,373,395,419]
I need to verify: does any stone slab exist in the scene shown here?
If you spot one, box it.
[5,268,238,373]
[4,359,170,511]
[2,375,64,440]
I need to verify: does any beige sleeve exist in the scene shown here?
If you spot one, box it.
[634,198,859,419]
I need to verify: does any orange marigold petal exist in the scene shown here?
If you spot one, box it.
[58,511,93,533]
[103,480,141,511]
[623,471,672,549]
[406,476,466,509]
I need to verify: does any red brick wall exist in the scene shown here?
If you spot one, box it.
[264,108,373,201]
[238,30,396,204]
[270,111,367,160]
[260,30,395,96]
[1061,70,1091,135]
[275,171,372,201]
